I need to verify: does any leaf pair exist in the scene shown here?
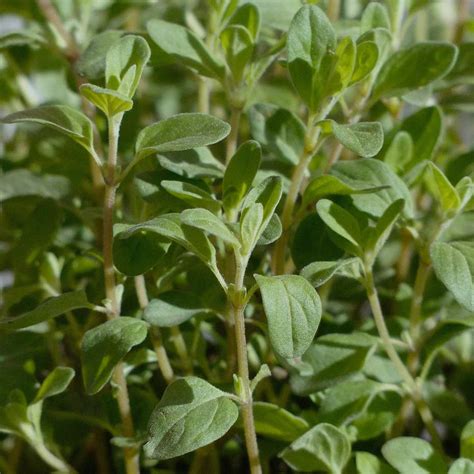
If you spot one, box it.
[80,35,151,117]
[316,197,404,265]
[288,5,379,112]
[148,3,262,87]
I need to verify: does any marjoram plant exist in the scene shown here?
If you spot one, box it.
[0,0,473,473]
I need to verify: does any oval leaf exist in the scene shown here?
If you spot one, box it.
[144,377,238,460]
[382,437,448,474]
[372,41,458,101]
[1,105,95,156]
[319,120,384,158]
[135,113,230,159]
[431,241,474,312]
[280,422,351,473]
[255,274,321,358]
[81,317,148,394]
[0,291,90,331]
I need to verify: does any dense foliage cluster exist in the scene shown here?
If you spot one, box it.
[0,1,473,473]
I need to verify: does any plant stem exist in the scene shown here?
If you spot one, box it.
[409,260,431,346]
[34,440,75,473]
[232,254,261,474]
[226,106,241,164]
[364,266,444,452]
[327,0,341,22]
[103,114,139,474]
[272,147,312,275]
[170,325,193,374]
[36,0,78,60]
[198,76,210,114]
[134,275,174,384]
[272,116,322,274]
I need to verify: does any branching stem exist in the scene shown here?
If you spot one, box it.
[103,114,139,474]
[364,266,443,453]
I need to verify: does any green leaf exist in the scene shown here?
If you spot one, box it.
[372,41,458,101]
[445,42,474,85]
[364,199,404,260]
[292,213,344,270]
[356,452,397,474]
[220,25,254,82]
[396,106,443,168]
[228,2,261,40]
[331,158,414,218]
[1,105,96,156]
[301,258,360,287]
[0,170,69,202]
[257,213,282,246]
[252,402,309,442]
[12,199,62,268]
[461,420,474,461]
[350,41,379,85]
[157,148,224,179]
[424,163,461,213]
[113,227,167,276]
[290,332,377,395]
[361,3,391,31]
[117,215,221,283]
[318,120,384,158]
[326,36,357,95]
[135,113,230,159]
[240,203,264,254]
[0,291,90,331]
[144,291,209,327]
[317,379,390,426]
[382,437,448,474]
[80,84,133,117]
[147,19,225,79]
[423,315,474,361]
[223,140,261,212]
[77,30,123,80]
[302,174,386,208]
[449,459,474,474]
[431,242,474,312]
[33,367,75,403]
[316,199,363,257]
[0,30,45,50]
[161,180,221,214]
[248,104,305,165]
[105,34,150,98]
[384,131,414,173]
[242,176,283,243]
[287,5,336,110]
[280,423,351,473]
[81,317,148,394]
[254,274,321,359]
[144,377,238,460]
[181,208,240,247]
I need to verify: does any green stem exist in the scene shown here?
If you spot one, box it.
[272,116,322,274]
[103,114,139,474]
[170,325,193,374]
[327,0,341,22]
[134,275,175,384]
[198,76,210,114]
[364,266,443,452]
[226,106,242,164]
[34,440,75,473]
[232,253,261,474]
